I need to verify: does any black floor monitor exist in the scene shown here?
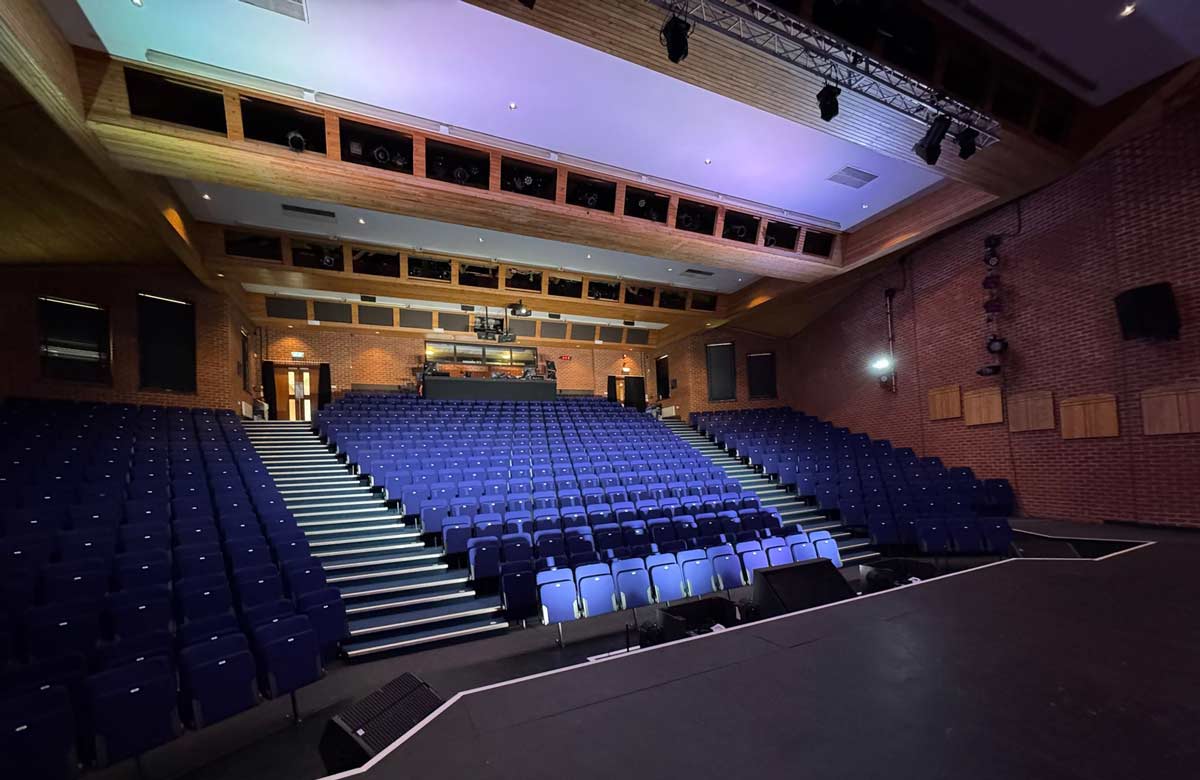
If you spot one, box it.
[751,559,855,619]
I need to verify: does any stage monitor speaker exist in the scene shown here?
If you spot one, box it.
[751,559,854,619]
[319,673,443,775]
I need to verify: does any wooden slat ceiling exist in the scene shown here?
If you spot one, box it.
[465,0,1073,199]
[0,68,167,264]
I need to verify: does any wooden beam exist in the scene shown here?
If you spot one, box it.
[841,180,998,269]
[0,0,213,285]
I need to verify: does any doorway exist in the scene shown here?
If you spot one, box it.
[655,355,670,400]
[273,365,313,421]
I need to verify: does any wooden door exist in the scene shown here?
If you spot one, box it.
[273,365,313,421]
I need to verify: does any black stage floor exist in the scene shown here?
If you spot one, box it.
[331,527,1200,780]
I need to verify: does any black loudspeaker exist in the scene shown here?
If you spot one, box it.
[319,673,443,775]
[1114,282,1180,340]
[751,559,854,619]
[658,596,740,641]
[606,376,618,403]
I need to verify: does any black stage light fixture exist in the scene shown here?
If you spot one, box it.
[508,300,531,317]
[986,335,1008,355]
[285,130,306,153]
[518,0,536,8]
[660,12,692,64]
[957,128,979,160]
[977,364,1002,377]
[913,115,952,165]
[817,84,841,122]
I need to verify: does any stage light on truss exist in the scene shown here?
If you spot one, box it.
[957,128,979,160]
[660,10,692,64]
[817,84,841,122]
[913,115,952,166]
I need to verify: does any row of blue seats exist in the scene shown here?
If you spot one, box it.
[496,532,844,624]
[415,493,762,531]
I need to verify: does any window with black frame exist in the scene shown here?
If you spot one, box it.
[38,296,112,383]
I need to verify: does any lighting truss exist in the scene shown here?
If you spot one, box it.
[646,0,1001,148]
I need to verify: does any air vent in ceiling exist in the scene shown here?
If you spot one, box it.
[548,312,562,320]
[240,0,308,23]
[682,268,715,278]
[281,203,337,223]
[827,166,878,189]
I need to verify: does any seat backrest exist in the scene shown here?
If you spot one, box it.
[675,549,706,565]
[734,540,762,554]
[682,558,715,597]
[645,552,676,569]
[614,568,652,609]
[611,558,646,576]
[706,544,734,560]
[649,563,685,601]
[574,562,611,581]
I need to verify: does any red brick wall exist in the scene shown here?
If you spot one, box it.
[0,265,254,411]
[263,328,652,397]
[783,102,1200,527]
[665,327,788,420]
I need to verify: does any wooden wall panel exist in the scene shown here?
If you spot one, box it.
[1141,385,1200,435]
[1008,390,1056,433]
[928,385,961,420]
[963,387,1003,426]
[1060,394,1119,439]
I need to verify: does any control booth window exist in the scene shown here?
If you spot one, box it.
[38,296,112,383]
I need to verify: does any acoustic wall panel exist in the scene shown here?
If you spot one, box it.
[598,326,624,344]
[313,301,352,324]
[438,312,470,332]
[540,321,567,340]
[358,305,394,327]
[398,309,433,329]
[265,297,308,320]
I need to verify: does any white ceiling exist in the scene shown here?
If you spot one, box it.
[48,0,942,230]
[928,0,1200,106]
[176,179,754,293]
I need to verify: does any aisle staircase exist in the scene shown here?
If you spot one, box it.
[243,420,507,659]
[661,418,879,566]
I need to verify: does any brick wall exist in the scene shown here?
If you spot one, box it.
[0,265,254,411]
[782,101,1200,527]
[663,327,789,420]
[262,328,652,398]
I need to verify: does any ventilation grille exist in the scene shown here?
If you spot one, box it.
[240,0,307,22]
[281,203,336,223]
[827,166,878,189]
[682,268,714,278]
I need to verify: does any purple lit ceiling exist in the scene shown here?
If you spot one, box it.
[49,0,944,230]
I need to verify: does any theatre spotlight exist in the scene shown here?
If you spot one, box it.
[508,300,531,317]
[285,130,306,153]
[986,335,1008,355]
[977,364,1002,377]
[957,128,979,159]
[913,115,951,166]
[870,355,895,386]
[817,84,841,122]
[660,10,692,64]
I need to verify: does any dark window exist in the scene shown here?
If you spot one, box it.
[722,210,760,243]
[676,200,717,235]
[439,312,470,332]
[540,321,567,339]
[747,352,777,399]
[459,264,500,289]
[802,230,836,258]
[398,309,433,329]
[765,221,800,251]
[353,249,401,278]
[137,293,196,392]
[358,305,394,327]
[508,318,536,337]
[624,285,656,306]
[292,240,343,272]
[624,187,669,223]
[659,289,688,310]
[425,140,489,189]
[505,267,543,292]
[548,276,583,298]
[598,326,623,344]
[655,355,670,400]
[265,297,308,320]
[38,296,111,383]
[587,279,620,302]
[500,158,558,200]
[225,230,282,262]
[705,342,736,401]
[240,96,326,153]
[570,323,597,342]
[626,328,650,345]
[691,292,717,311]
[125,68,227,134]
[312,301,352,324]
[992,72,1037,127]
[339,119,413,174]
[408,256,452,282]
[565,173,616,212]
[240,330,250,392]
